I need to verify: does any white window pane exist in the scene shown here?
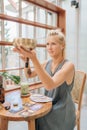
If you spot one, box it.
[36,7,46,24]
[4,0,19,17]
[22,24,34,39]
[36,27,46,43]
[5,46,19,68]
[36,48,47,63]
[22,2,35,21]
[4,21,19,42]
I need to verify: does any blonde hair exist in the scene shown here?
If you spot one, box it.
[47,29,66,57]
[47,29,65,45]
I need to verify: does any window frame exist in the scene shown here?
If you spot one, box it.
[0,0,66,91]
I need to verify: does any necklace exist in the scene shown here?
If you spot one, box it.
[51,57,64,74]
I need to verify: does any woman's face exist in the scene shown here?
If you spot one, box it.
[46,35,64,58]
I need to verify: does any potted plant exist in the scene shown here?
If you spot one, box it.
[0,72,20,85]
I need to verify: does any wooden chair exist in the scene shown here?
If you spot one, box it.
[71,70,86,130]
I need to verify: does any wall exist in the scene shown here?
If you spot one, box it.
[62,0,87,73]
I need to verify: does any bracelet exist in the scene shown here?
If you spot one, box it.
[25,58,29,68]
[25,58,31,74]
[25,62,29,68]
[27,68,31,75]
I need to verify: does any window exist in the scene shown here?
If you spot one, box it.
[0,0,65,90]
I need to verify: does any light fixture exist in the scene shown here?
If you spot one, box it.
[71,0,79,8]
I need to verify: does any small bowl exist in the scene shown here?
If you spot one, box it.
[13,38,37,50]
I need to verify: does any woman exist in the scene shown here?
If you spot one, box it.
[13,29,76,130]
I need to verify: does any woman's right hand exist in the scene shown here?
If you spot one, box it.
[13,47,26,62]
[19,54,26,61]
[13,47,36,62]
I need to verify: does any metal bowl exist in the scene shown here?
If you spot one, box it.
[13,38,36,50]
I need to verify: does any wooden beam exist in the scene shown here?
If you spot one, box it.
[0,41,46,47]
[58,11,66,34]
[0,14,57,30]
[24,0,65,13]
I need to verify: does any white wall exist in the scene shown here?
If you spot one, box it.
[78,0,87,72]
[62,0,87,72]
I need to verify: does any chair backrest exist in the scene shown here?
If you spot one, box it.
[71,71,86,111]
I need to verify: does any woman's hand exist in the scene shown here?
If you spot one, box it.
[19,54,26,61]
[13,47,36,61]
[13,47,26,61]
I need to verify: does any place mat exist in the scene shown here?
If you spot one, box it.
[19,110,33,117]
[29,104,43,111]
[19,104,43,117]
[21,93,30,98]
[30,94,52,103]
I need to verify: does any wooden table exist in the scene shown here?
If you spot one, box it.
[0,90,52,130]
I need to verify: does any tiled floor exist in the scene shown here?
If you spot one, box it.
[8,93,87,130]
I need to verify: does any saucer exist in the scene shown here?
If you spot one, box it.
[21,93,30,98]
[30,94,52,103]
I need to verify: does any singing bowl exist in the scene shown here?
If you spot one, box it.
[13,38,36,50]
